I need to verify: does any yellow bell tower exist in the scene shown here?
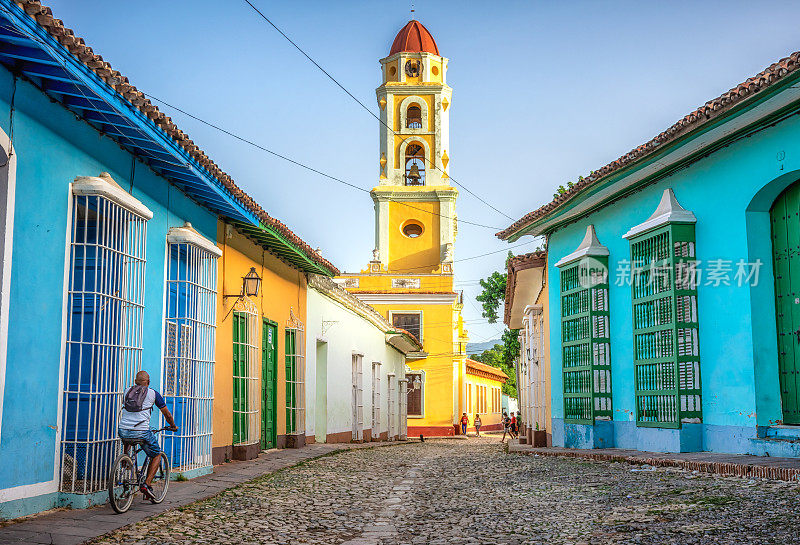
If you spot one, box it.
[339,20,475,437]
[373,19,456,273]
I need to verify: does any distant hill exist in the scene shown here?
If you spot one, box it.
[466,339,502,355]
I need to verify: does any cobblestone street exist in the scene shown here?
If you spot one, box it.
[83,437,800,545]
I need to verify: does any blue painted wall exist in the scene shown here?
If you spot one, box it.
[0,63,217,497]
[546,102,800,454]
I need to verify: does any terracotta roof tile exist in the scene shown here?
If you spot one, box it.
[466,358,508,381]
[17,0,338,275]
[504,250,546,326]
[497,50,800,240]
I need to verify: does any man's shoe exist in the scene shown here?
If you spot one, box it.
[140,484,155,500]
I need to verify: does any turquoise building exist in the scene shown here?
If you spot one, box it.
[499,50,800,457]
[0,0,334,519]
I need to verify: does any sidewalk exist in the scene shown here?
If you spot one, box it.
[0,441,409,545]
[508,439,800,481]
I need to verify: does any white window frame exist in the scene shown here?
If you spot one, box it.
[398,378,408,440]
[232,299,259,446]
[161,225,220,472]
[388,373,396,439]
[352,353,364,441]
[406,370,425,419]
[60,174,152,495]
[371,362,381,435]
[285,320,305,436]
[389,310,423,344]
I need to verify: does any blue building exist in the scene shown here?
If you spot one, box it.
[499,50,800,458]
[0,1,334,519]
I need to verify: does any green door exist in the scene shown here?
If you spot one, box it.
[232,311,248,445]
[261,320,278,449]
[771,183,800,425]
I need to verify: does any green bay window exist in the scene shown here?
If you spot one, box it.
[556,225,612,424]
[624,189,701,428]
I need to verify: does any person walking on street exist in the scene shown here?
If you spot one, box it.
[510,413,518,439]
[474,414,482,437]
[460,412,469,436]
[501,412,510,442]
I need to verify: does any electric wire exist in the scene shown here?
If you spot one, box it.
[241,0,515,221]
[142,93,502,231]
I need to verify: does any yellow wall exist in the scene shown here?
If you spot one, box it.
[366,300,463,429]
[465,373,505,429]
[393,94,435,133]
[387,200,441,272]
[213,220,307,450]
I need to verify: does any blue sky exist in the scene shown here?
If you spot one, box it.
[43,0,800,343]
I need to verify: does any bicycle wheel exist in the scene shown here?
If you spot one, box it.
[148,453,170,504]
[108,454,136,514]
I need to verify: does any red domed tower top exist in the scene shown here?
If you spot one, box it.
[389,20,440,56]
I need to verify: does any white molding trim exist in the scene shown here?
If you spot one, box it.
[399,95,429,134]
[73,172,153,220]
[406,369,426,419]
[0,127,15,446]
[555,225,609,268]
[167,222,223,257]
[355,292,458,305]
[623,188,697,239]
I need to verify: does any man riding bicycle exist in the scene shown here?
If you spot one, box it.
[119,370,177,500]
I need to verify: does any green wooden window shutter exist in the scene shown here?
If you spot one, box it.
[625,189,701,428]
[556,226,612,424]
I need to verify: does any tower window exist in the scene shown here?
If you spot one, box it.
[407,105,422,129]
[402,220,424,238]
[405,144,425,186]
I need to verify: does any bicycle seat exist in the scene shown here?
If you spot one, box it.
[120,437,145,446]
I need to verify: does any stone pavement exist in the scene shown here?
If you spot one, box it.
[0,440,408,545]
[507,439,800,481]
[84,437,800,544]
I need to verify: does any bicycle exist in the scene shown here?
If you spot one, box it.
[107,427,172,514]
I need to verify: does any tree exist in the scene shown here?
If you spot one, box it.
[472,342,517,397]
[474,258,521,398]
[475,271,506,324]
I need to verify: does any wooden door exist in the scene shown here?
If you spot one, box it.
[772,183,800,424]
[261,320,278,449]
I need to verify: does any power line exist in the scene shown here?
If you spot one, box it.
[143,93,502,231]
[241,0,514,221]
[146,92,499,230]
[391,241,534,272]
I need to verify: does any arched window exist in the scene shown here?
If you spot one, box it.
[407,104,422,129]
[404,144,425,186]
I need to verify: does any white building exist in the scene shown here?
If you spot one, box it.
[305,275,421,443]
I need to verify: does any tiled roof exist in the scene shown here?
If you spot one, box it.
[504,251,546,326]
[390,20,439,56]
[466,359,508,382]
[497,50,800,240]
[15,0,338,275]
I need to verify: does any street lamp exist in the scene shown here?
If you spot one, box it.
[224,267,262,299]
[243,267,261,297]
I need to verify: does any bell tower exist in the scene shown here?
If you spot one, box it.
[372,20,457,274]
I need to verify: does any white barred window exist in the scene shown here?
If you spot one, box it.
[232,299,259,446]
[398,378,408,439]
[388,374,396,438]
[60,175,151,494]
[285,319,305,436]
[351,354,363,441]
[161,224,220,473]
[371,362,381,434]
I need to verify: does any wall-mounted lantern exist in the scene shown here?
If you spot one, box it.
[225,267,262,299]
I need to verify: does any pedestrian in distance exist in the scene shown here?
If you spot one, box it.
[501,412,510,442]
[474,413,482,437]
[516,411,523,436]
[510,412,518,439]
[460,412,469,436]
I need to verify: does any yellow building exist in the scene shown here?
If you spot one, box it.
[340,20,470,436]
[465,359,508,432]
[213,218,337,463]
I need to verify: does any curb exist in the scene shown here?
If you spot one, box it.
[509,446,800,482]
